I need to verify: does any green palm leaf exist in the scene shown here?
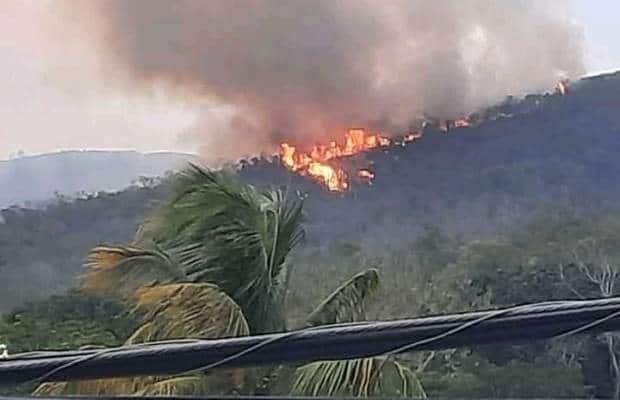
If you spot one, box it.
[37,165,306,396]
[137,376,214,396]
[291,269,424,397]
[139,164,305,333]
[34,375,223,397]
[34,377,159,397]
[34,283,251,396]
[82,246,185,298]
[290,357,426,398]
[306,268,380,327]
[124,282,253,396]
[33,382,68,396]
[127,283,250,341]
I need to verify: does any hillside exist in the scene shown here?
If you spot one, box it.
[1,70,620,313]
[0,150,197,208]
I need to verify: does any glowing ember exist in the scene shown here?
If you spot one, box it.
[454,117,471,128]
[556,79,570,96]
[279,128,390,191]
[404,132,423,142]
[358,169,375,180]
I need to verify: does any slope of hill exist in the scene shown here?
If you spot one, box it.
[1,70,620,312]
[240,70,620,246]
[0,150,197,208]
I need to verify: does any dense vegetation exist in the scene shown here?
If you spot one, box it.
[0,291,137,395]
[8,167,425,397]
[2,71,620,396]
[3,197,620,396]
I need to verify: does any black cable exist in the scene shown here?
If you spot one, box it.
[2,396,366,400]
[2,297,620,385]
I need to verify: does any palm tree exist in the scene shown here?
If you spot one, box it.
[34,164,425,398]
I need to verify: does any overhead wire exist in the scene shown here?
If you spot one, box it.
[2,298,620,386]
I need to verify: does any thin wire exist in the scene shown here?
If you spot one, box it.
[369,301,577,382]
[8,298,609,363]
[5,301,601,383]
[553,309,620,339]
[6,299,620,386]
[29,302,552,382]
[184,321,377,375]
[23,338,243,383]
[24,321,374,385]
[1,396,378,400]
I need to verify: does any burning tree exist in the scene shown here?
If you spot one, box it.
[279,128,396,191]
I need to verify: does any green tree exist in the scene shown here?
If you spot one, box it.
[420,356,585,398]
[34,164,423,397]
[0,290,136,395]
[0,290,134,353]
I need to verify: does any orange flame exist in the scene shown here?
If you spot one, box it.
[279,128,390,191]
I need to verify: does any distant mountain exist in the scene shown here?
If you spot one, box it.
[0,150,198,208]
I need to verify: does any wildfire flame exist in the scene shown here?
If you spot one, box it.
[279,128,391,191]
[277,110,481,192]
[276,78,570,192]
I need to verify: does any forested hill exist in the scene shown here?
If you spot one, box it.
[2,70,620,313]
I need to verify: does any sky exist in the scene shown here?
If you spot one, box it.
[572,0,620,75]
[0,0,619,161]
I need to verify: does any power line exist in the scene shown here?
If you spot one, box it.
[5,397,361,400]
[2,298,620,385]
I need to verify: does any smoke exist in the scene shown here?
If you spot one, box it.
[61,0,585,159]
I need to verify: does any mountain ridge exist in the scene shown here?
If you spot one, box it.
[0,150,199,209]
[1,70,620,312]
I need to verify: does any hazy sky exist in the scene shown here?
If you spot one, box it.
[1,0,618,161]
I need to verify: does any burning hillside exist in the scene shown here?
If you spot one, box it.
[275,77,573,191]
[3,70,620,316]
[279,128,421,191]
[275,115,479,191]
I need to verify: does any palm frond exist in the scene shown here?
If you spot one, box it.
[33,375,222,397]
[306,269,380,327]
[125,283,251,395]
[137,376,216,396]
[139,164,305,333]
[290,270,397,397]
[127,283,250,341]
[290,357,426,398]
[33,382,67,396]
[82,245,185,298]
[34,283,250,396]
[33,377,161,396]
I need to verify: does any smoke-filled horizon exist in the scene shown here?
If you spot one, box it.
[60,0,584,160]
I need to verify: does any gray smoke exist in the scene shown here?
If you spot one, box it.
[61,0,585,158]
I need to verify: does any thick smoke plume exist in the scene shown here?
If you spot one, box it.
[62,0,584,159]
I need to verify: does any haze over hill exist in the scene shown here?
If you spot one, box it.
[0,151,197,208]
[1,70,620,313]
